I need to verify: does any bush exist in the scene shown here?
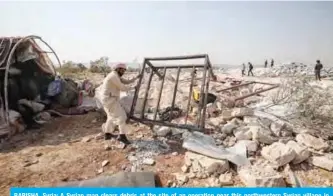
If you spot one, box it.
[267,76,333,127]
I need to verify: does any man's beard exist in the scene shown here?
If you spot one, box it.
[117,70,124,77]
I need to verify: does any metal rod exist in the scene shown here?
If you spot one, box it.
[140,70,154,119]
[153,67,166,121]
[200,68,211,129]
[206,55,216,80]
[169,66,181,121]
[234,85,279,101]
[155,64,205,69]
[196,62,208,126]
[146,54,207,61]
[216,81,256,92]
[253,81,278,86]
[128,59,146,122]
[129,116,204,132]
[146,60,163,78]
[185,66,195,124]
[37,37,60,73]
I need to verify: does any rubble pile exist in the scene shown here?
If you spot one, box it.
[125,138,171,172]
[170,106,333,187]
[255,63,333,77]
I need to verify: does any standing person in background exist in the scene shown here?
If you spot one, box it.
[271,59,274,67]
[242,63,246,77]
[315,60,323,81]
[248,62,254,76]
[264,60,268,68]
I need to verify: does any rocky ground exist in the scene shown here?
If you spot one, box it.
[1,70,333,194]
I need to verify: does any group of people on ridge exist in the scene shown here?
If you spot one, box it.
[242,59,274,77]
[241,59,324,81]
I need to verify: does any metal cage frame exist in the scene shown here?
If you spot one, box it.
[128,54,215,132]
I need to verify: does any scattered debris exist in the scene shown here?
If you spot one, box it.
[175,173,189,185]
[101,160,109,167]
[296,133,329,151]
[82,137,92,143]
[261,142,296,167]
[23,160,39,167]
[142,158,155,166]
[309,154,333,171]
[286,140,310,164]
[97,168,104,174]
[35,153,43,157]
[219,173,233,186]
[238,165,286,187]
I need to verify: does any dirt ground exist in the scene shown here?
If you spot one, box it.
[0,113,169,194]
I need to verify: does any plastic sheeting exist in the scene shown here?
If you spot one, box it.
[182,131,250,166]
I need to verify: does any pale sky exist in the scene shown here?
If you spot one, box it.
[1,1,333,66]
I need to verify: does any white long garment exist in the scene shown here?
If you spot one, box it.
[98,71,136,134]
[99,71,135,102]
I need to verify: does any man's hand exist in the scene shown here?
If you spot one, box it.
[136,73,142,79]
[212,75,217,82]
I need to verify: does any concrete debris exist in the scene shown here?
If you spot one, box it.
[175,173,189,185]
[219,173,233,186]
[207,177,221,187]
[223,136,237,147]
[258,118,272,128]
[221,110,233,121]
[188,172,196,179]
[234,127,253,140]
[82,137,92,142]
[101,160,109,167]
[251,126,278,144]
[128,155,138,162]
[261,142,296,167]
[97,168,104,174]
[104,144,112,151]
[243,117,259,125]
[185,152,229,175]
[231,108,254,118]
[286,140,311,164]
[270,121,286,137]
[181,165,189,173]
[172,152,179,156]
[206,162,229,177]
[221,123,237,135]
[236,140,258,154]
[153,126,172,137]
[209,117,226,127]
[229,118,244,126]
[95,133,104,140]
[238,165,286,187]
[296,133,329,151]
[278,137,294,144]
[142,158,155,166]
[309,154,333,171]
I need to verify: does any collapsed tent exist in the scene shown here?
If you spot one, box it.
[0,35,85,139]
